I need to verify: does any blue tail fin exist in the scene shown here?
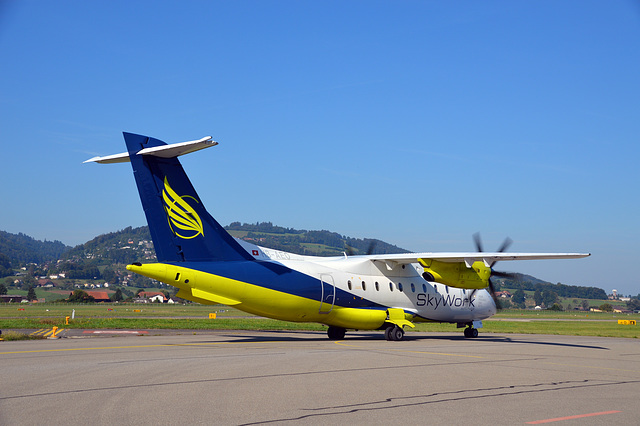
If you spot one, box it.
[123,132,253,263]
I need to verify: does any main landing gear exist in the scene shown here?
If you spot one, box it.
[463,326,479,338]
[327,326,346,340]
[384,324,405,341]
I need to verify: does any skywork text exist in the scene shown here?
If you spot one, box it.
[416,293,474,309]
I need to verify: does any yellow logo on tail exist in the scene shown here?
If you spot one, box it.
[162,177,204,239]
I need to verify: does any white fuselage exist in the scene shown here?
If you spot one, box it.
[239,239,497,324]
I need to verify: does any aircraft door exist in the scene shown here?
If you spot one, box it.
[319,274,335,314]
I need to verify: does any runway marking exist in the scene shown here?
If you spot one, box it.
[333,341,485,358]
[29,328,65,338]
[526,410,622,424]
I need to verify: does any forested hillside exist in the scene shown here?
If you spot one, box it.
[495,273,607,300]
[225,221,408,256]
[0,231,70,277]
[61,226,156,266]
[0,224,610,305]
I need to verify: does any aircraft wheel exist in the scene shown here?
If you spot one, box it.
[384,325,393,341]
[387,325,404,341]
[327,326,346,340]
[464,327,478,338]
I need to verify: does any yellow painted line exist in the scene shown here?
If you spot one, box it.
[27,328,65,338]
[47,328,64,337]
[333,341,485,358]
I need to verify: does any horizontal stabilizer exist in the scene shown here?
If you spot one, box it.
[84,136,216,164]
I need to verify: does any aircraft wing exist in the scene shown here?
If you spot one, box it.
[365,252,590,268]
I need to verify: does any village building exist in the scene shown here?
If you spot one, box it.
[85,291,112,303]
[138,291,167,303]
[0,295,25,303]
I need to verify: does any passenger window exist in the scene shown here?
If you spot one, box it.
[389,282,394,292]
[411,283,415,293]
[362,281,366,291]
[375,281,380,291]
[422,284,427,293]
[398,283,403,292]
[348,280,352,290]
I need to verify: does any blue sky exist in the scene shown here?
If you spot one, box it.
[1,1,639,295]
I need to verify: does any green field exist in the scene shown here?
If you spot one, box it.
[1,304,639,338]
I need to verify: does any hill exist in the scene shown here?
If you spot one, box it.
[0,230,70,277]
[61,226,156,266]
[225,221,408,256]
[494,273,607,300]
[58,222,408,266]
[0,224,608,305]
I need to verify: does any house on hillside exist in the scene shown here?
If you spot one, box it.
[37,279,55,288]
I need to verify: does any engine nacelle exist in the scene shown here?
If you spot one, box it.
[418,258,491,289]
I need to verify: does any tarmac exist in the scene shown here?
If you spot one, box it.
[1,330,639,425]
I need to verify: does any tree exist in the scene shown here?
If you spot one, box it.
[542,290,559,308]
[534,289,543,306]
[626,298,640,312]
[512,289,526,309]
[22,274,36,290]
[581,299,590,311]
[112,288,123,302]
[497,298,512,309]
[549,303,564,311]
[27,286,37,301]
[102,266,116,284]
[67,289,95,303]
[0,253,12,278]
[0,282,7,295]
[599,303,614,312]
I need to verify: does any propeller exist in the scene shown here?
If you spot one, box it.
[344,240,377,256]
[472,233,517,309]
[344,244,356,257]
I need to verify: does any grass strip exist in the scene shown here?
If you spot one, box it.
[1,317,638,338]
[1,331,46,341]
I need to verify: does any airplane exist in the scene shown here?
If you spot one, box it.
[86,133,590,341]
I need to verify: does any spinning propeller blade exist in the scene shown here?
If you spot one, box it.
[472,233,518,310]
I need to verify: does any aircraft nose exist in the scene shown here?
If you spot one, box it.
[479,289,497,317]
[488,295,498,316]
